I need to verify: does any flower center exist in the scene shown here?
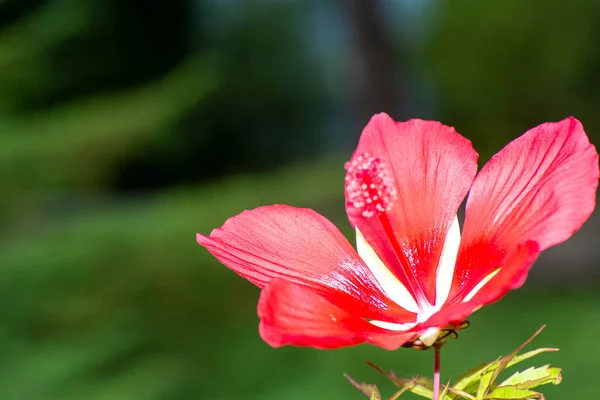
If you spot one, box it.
[344,153,397,218]
[359,216,462,347]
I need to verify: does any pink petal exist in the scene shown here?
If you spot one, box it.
[258,279,416,350]
[197,204,414,322]
[449,117,599,303]
[345,113,478,305]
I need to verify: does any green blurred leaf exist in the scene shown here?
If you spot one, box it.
[0,0,92,67]
[0,53,218,224]
[0,55,217,186]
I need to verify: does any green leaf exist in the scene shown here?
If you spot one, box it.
[449,326,557,399]
[486,385,542,399]
[363,328,560,400]
[367,362,473,400]
[505,348,559,370]
[497,365,562,389]
[439,378,453,400]
[476,370,496,399]
[382,374,473,400]
[483,326,548,396]
[388,377,419,400]
[344,373,382,399]
[388,375,434,399]
[447,387,476,399]
[367,361,434,398]
[449,348,559,399]
[452,359,500,395]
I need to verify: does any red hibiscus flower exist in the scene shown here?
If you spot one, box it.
[197,113,598,350]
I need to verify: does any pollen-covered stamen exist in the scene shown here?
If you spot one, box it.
[344,153,397,218]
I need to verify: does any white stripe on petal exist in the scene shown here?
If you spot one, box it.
[435,215,461,308]
[356,228,419,313]
[369,320,417,331]
[462,268,501,302]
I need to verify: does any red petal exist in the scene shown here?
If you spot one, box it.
[197,204,414,322]
[450,117,599,302]
[423,241,540,328]
[258,279,416,350]
[345,113,478,304]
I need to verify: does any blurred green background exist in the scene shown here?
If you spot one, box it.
[1,0,599,399]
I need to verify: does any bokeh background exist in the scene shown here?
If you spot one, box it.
[1,0,599,399]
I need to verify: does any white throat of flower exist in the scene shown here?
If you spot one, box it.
[357,216,495,346]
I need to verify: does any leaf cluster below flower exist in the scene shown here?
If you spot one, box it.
[346,326,561,400]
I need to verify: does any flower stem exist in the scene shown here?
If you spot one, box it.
[433,345,441,400]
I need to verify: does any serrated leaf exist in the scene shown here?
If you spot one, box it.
[452,326,547,399]
[390,375,434,399]
[385,373,472,399]
[367,362,473,400]
[451,360,504,399]
[484,326,547,396]
[450,327,558,400]
[395,376,477,400]
[453,360,498,389]
[498,365,562,389]
[451,359,501,397]
[476,370,496,399]
[360,327,559,400]
[505,348,559,369]
[453,347,558,398]
[367,361,434,398]
[487,385,542,399]
[388,377,419,400]
[344,373,382,399]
